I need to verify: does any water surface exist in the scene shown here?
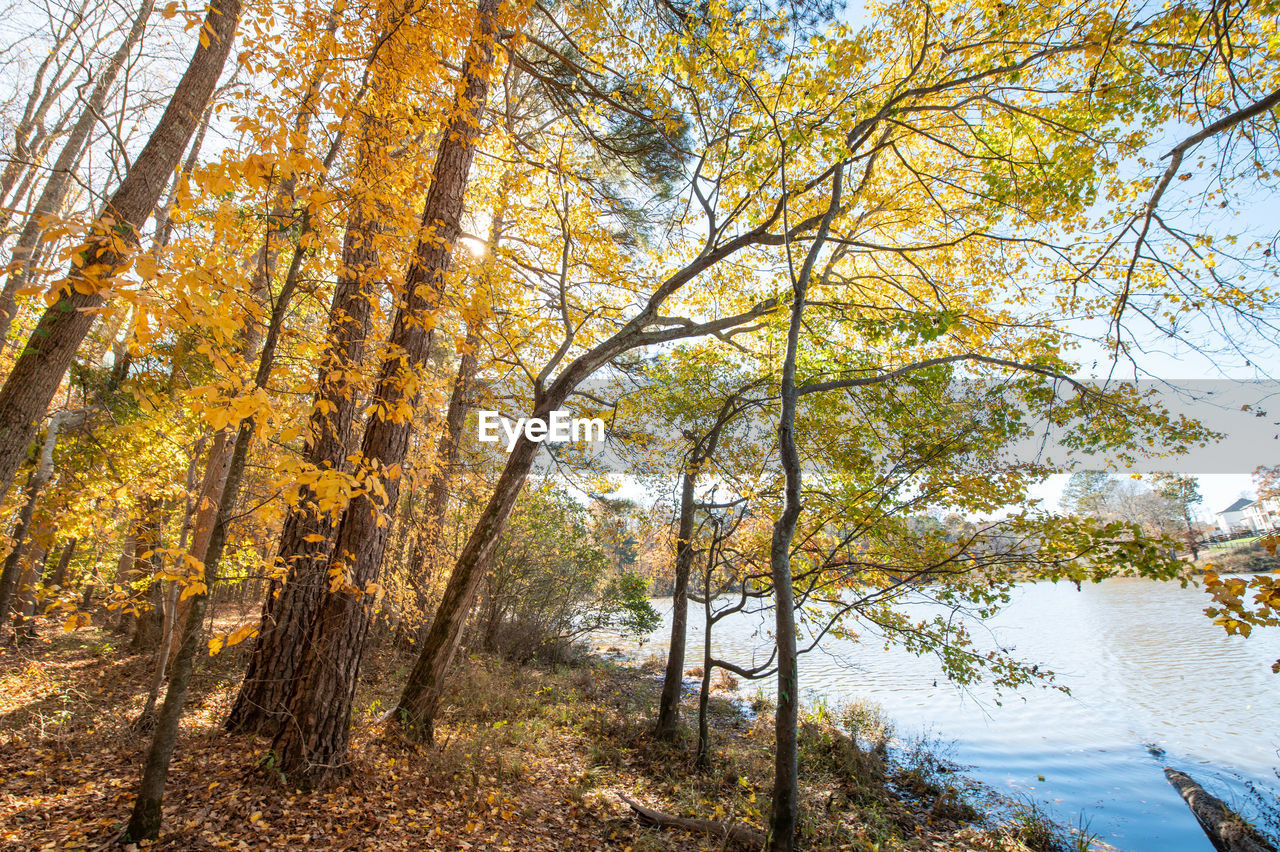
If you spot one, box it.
[601,579,1280,851]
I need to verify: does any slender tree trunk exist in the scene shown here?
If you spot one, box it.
[656,470,698,738]
[696,566,713,769]
[125,213,303,842]
[0,0,158,342]
[0,0,92,225]
[225,211,377,735]
[0,0,242,506]
[0,411,83,620]
[269,0,502,783]
[766,164,843,852]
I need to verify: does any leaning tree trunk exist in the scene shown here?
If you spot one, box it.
[270,0,502,783]
[406,314,480,641]
[0,0,158,342]
[0,0,243,506]
[225,210,378,736]
[393,431,543,741]
[125,223,304,842]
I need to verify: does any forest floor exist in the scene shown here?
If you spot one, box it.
[0,619,1092,852]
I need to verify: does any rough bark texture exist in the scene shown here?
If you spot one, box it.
[0,0,242,505]
[0,0,157,341]
[225,211,377,736]
[271,0,502,782]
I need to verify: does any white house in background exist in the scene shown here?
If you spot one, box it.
[1244,495,1280,533]
[1216,497,1257,535]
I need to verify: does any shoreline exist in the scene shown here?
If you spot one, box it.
[3,626,1107,851]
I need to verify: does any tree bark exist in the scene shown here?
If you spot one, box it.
[271,0,502,781]
[0,0,158,342]
[225,210,377,736]
[765,164,843,852]
[47,538,76,589]
[1165,768,1277,852]
[656,470,697,738]
[0,0,242,506]
[0,410,84,621]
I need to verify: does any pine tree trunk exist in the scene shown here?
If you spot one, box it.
[271,0,502,782]
[225,211,377,736]
[0,0,242,506]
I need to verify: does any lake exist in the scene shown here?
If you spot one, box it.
[600,578,1280,851]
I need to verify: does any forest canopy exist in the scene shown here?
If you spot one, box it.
[0,0,1278,847]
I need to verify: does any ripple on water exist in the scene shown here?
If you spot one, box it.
[601,578,1280,852]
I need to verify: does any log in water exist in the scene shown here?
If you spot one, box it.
[1164,769,1277,852]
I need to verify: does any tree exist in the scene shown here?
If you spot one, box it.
[0,0,243,507]
[1153,473,1204,557]
[1061,471,1115,518]
[267,0,507,785]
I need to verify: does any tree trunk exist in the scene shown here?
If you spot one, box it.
[1165,768,1277,852]
[765,164,843,852]
[270,0,502,784]
[125,211,303,842]
[0,0,242,506]
[407,319,480,638]
[225,210,377,736]
[0,410,83,620]
[13,558,43,643]
[696,553,714,769]
[47,538,76,589]
[129,502,164,651]
[0,0,158,342]
[656,470,698,738]
[393,434,541,741]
